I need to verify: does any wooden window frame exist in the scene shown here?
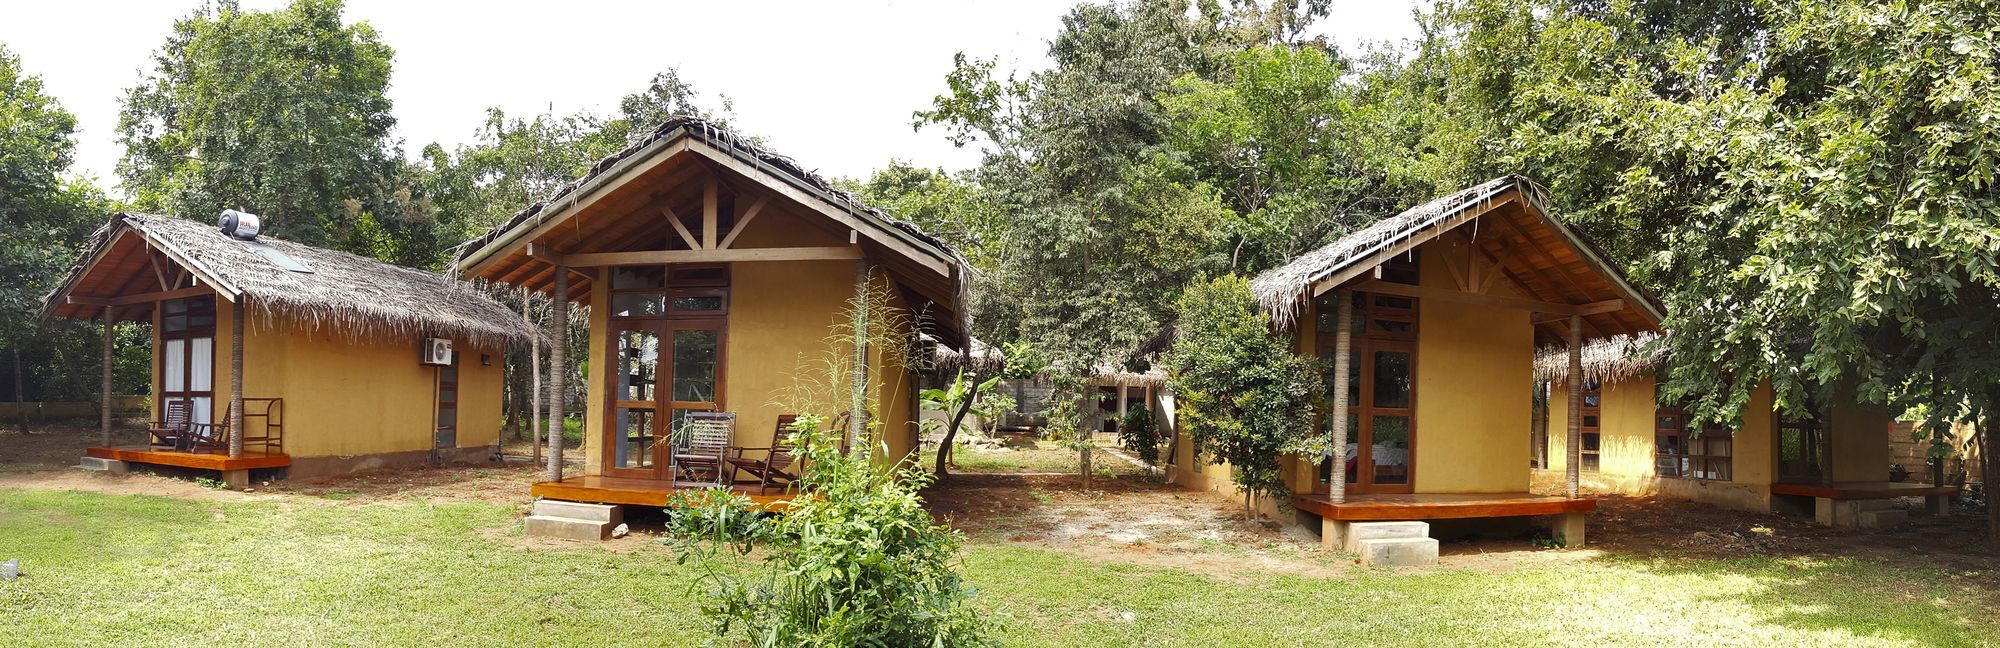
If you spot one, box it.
[1579,380,1602,473]
[1656,403,1734,482]
[609,264,731,320]
[1315,288,1419,495]
[159,294,218,425]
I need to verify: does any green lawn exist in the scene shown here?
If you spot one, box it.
[0,487,1992,646]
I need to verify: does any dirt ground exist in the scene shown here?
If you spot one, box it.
[6,425,1998,580]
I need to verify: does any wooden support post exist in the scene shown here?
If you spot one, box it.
[1329,289,1354,505]
[101,306,114,448]
[848,259,869,454]
[701,180,718,249]
[1565,314,1582,499]
[229,299,245,460]
[547,266,569,483]
[1116,381,1129,431]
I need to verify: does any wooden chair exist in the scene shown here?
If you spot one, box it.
[184,402,232,456]
[672,411,736,485]
[729,415,802,494]
[148,400,192,451]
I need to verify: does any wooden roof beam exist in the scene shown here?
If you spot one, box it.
[1355,280,1622,316]
[530,245,862,268]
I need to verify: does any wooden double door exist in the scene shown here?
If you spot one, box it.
[603,318,724,480]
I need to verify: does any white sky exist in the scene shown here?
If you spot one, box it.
[3,0,1426,196]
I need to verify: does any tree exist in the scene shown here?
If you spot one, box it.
[1162,275,1319,513]
[0,43,139,423]
[117,0,400,254]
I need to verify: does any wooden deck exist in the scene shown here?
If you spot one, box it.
[1770,481,1962,500]
[86,446,291,471]
[1294,492,1596,521]
[531,475,796,510]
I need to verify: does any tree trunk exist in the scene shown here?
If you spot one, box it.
[1565,314,1582,499]
[932,376,984,478]
[1330,289,1353,504]
[546,268,568,483]
[1978,417,1997,554]
[13,346,25,435]
[102,307,114,447]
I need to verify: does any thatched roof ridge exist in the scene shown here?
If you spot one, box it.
[1533,332,1663,384]
[931,336,1007,373]
[45,213,531,347]
[1251,175,1542,327]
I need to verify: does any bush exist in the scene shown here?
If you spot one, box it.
[1162,275,1320,512]
[1118,405,1162,467]
[665,415,995,647]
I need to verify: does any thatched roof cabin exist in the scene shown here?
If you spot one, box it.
[43,213,531,346]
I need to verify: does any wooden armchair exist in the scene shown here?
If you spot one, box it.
[729,415,802,495]
[672,411,736,485]
[148,400,192,451]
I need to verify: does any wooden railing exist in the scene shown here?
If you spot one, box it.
[234,397,284,455]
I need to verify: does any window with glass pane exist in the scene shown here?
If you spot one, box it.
[1371,415,1410,484]
[669,294,724,312]
[671,330,718,403]
[618,330,659,401]
[614,408,655,468]
[612,292,665,317]
[1372,350,1411,408]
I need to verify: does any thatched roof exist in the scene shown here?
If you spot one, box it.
[451,116,974,343]
[1534,332,1663,384]
[43,213,532,347]
[1252,176,1535,327]
[930,336,1007,373]
[1096,366,1168,388]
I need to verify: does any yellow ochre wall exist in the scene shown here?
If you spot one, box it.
[579,203,926,476]
[1409,240,1535,493]
[1546,375,1660,492]
[150,293,505,460]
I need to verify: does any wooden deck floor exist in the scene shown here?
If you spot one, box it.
[1294,492,1595,521]
[85,446,291,471]
[531,475,796,510]
[1770,481,1962,500]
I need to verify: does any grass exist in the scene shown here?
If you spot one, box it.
[1,488,1993,646]
[923,439,1144,475]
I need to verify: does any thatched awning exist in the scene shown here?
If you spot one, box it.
[930,336,1006,373]
[1250,175,1665,345]
[450,115,974,348]
[1533,332,1662,384]
[42,213,532,347]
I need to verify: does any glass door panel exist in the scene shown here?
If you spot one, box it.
[605,320,725,480]
[1370,415,1411,485]
[608,327,662,476]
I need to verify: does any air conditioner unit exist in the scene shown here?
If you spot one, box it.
[420,337,454,366]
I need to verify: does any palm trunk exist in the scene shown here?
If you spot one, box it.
[546,268,568,483]
[527,287,542,465]
[13,346,25,435]
[229,299,244,460]
[1330,289,1353,504]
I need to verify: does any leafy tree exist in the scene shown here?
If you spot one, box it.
[117,0,399,253]
[1118,404,1162,470]
[0,43,144,414]
[847,161,1007,272]
[1162,275,1319,513]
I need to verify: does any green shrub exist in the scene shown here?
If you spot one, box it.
[1118,405,1162,467]
[665,414,995,647]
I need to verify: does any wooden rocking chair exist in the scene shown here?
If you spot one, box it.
[729,415,802,494]
[672,411,736,485]
[148,399,192,451]
[184,406,231,456]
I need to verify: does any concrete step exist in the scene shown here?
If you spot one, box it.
[1341,521,1430,553]
[77,457,127,474]
[532,500,623,524]
[1857,509,1908,529]
[1357,537,1439,568]
[524,515,615,541]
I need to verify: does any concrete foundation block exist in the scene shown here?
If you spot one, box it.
[1926,495,1952,517]
[1817,498,1897,528]
[1322,519,1349,551]
[1357,537,1438,567]
[78,457,127,474]
[525,515,615,541]
[1341,521,1430,553]
[531,500,623,525]
[221,469,250,490]
[1552,511,1587,546]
